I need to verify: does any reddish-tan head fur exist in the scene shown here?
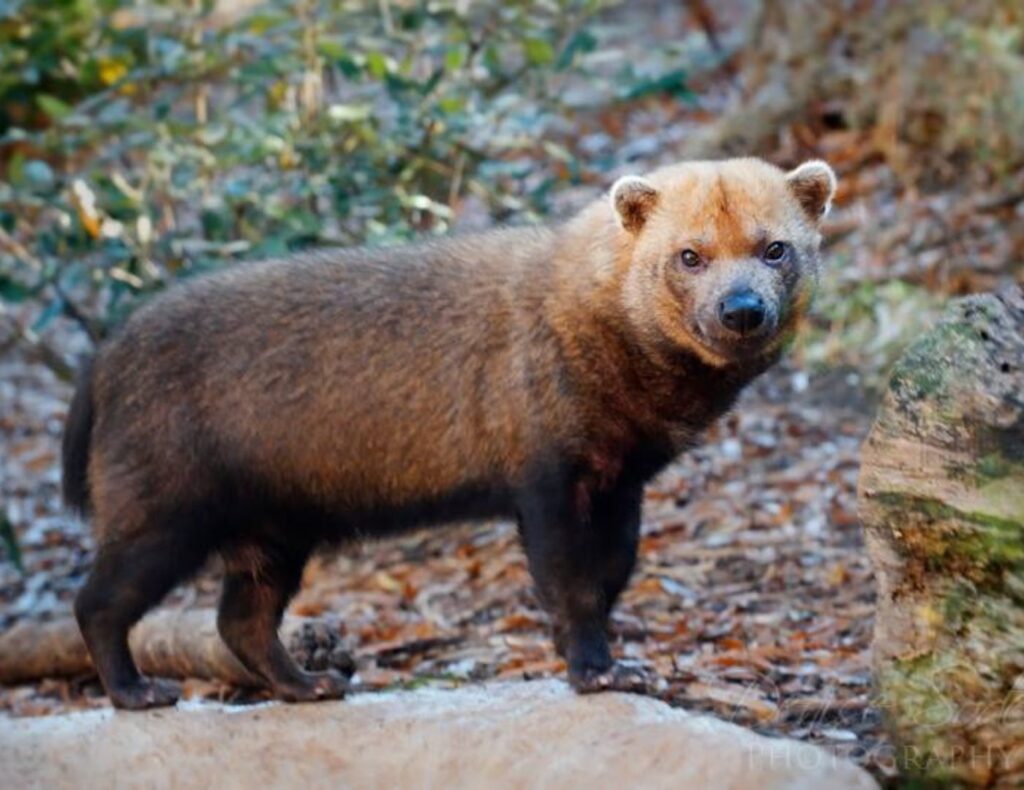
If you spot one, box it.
[581,158,836,368]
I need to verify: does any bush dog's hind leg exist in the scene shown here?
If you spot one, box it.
[75,526,211,709]
[518,469,649,693]
[217,538,348,702]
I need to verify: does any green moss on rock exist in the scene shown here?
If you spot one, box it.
[887,321,982,403]
[873,492,1024,572]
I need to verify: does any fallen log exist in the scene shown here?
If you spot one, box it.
[0,608,354,686]
[859,285,1024,785]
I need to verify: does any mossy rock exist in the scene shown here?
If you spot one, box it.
[859,285,1024,785]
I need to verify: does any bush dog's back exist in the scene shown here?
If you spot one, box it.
[63,157,836,708]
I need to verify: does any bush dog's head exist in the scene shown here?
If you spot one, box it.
[609,158,836,368]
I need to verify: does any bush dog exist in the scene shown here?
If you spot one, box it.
[63,157,836,708]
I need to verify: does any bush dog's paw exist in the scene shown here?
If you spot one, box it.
[109,678,181,711]
[570,662,660,696]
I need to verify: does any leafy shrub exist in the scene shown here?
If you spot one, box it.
[0,0,128,133]
[0,0,616,347]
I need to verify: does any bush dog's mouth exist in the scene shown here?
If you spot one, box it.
[691,319,779,365]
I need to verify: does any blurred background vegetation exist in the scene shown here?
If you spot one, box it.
[0,0,1021,379]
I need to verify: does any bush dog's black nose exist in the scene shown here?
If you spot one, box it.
[718,290,766,335]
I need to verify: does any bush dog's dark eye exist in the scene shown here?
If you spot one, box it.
[679,249,702,269]
[763,241,789,265]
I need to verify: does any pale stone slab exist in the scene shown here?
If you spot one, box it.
[0,680,877,789]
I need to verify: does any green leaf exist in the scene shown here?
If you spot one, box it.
[522,37,555,66]
[622,68,692,101]
[483,44,502,75]
[444,45,467,71]
[556,29,597,70]
[317,40,347,61]
[384,73,418,95]
[244,11,290,34]
[365,51,389,79]
[420,68,444,96]
[36,93,73,120]
[31,296,64,333]
[438,95,466,114]
[0,276,32,303]
[0,511,22,574]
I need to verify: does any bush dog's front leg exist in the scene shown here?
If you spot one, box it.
[518,470,650,692]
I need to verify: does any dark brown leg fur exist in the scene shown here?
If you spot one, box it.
[518,472,652,694]
[217,540,348,702]
[75,527,211,710]
[573,484,654,693]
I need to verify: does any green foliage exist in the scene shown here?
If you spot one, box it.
[797,275,945,386]
[0,0,124,131]
[0,0,630,342]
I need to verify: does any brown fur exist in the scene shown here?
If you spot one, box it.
[65,157,835,708]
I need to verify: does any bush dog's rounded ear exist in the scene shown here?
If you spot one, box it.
[610,175,659,234]
[785,160,837,221]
